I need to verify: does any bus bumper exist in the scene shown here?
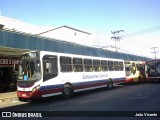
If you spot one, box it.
[125,77,134,83]
[17,90,41,101]
[146,77,160,82]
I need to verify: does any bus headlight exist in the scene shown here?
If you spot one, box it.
[32,85,40,92]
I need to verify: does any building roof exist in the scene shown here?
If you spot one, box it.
[38,25,91,35]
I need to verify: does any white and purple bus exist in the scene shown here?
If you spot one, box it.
[17,51,126,101]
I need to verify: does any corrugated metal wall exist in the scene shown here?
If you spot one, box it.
[0,30,150,61]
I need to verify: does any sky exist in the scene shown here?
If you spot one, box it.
[0,0,160,58]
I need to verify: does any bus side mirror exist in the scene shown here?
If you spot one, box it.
[13,64,15,72]
[13,60,19,72]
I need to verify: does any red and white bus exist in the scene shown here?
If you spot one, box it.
[17,51,126,101]
[145,59,160,82]
[125,61,145,83]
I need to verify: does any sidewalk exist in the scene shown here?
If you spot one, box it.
[0,91,19,103]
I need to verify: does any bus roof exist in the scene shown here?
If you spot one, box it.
[146,59,160,63]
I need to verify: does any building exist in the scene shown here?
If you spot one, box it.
[0,16,93,45]
[0,15,150,92]
[38,25,93,45]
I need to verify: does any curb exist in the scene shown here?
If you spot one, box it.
[0,97,19,103]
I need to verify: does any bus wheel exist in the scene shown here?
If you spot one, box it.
[62,84,74,98]
[18,98,23,101]
[107,79,113,89]
[138,76,142,83]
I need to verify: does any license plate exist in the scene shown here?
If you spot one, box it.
[22,94,26,97]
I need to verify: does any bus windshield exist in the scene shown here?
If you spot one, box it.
[18,59,41,81]
[146,60,160,76]
[125,66,132,76]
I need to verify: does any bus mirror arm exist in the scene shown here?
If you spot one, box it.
[13,60,19,72]
[27,70,32,78]
[13,64,16,72]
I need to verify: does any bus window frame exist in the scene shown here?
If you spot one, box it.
[43,55,58,81]
[60,56,72,72]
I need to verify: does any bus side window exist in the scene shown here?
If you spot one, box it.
[84,59,93,72]
[73,58,83,72]
[93,59,101,71]
[101,60,108,71]
[60,56,72,72]
[119,61,124,71]
[114,61,119,71]
[108,61,114,71]
[132,63,136,75]
[43,55,58,81]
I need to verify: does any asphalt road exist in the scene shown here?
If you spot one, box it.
[1,82,160,120]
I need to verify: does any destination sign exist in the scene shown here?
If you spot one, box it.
[20,52,39,60]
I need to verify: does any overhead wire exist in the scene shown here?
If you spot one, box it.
[74,26,160,58]
[119,26,160,58]
[121,26,160,38]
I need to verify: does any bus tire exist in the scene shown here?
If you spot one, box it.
[138,76,142,83]
[62,84,74,98]
[107,79,113,89]
[18,97,23,101]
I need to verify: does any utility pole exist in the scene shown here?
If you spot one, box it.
[151,47,159,59]
[111,30,124,52]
